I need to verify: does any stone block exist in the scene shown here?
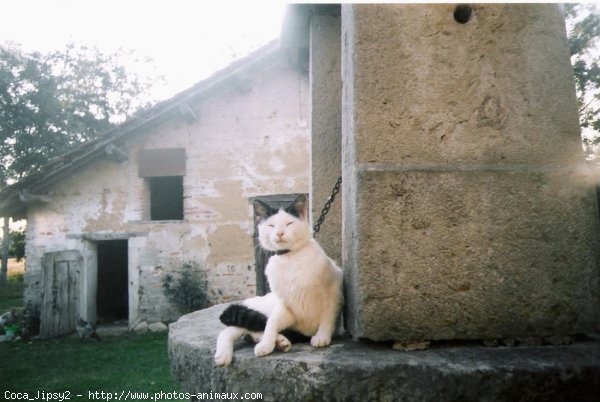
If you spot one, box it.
[341,3,600,341]
[148,322,168,332]
[132,321,148,333]
[344,4,583,167]
[344,168,600,341]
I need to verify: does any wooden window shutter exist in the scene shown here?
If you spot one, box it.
[138,148,186,177]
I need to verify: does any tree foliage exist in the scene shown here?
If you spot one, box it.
[0,42,158,187]
[0,230,25,261]
[564,4,600,158]
[8,230,25,261]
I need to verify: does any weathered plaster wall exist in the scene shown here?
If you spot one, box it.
[24,55,309,326]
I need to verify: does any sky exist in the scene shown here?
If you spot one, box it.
[0,0,287,101]
[3,1,596,101]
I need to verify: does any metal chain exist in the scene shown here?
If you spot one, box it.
[313,176,342,235]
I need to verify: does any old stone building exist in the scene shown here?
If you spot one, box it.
[0,41,309,336]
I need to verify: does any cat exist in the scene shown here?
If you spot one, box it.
[76,317,101,342]
[214,194,343,367]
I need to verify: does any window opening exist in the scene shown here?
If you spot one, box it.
[148,176,184,221]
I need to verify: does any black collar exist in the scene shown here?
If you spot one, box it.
[275,249,290,256]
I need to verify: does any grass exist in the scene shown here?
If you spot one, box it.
[0,259,25,311]
[0,275,24,312]
[0,260,184,401]
[1,332,182,399]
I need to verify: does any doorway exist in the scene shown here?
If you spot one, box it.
[96,240,128,324]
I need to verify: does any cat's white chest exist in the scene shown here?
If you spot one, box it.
[266,254,326,333]
[266,255,314,293]
[270,250,318,293]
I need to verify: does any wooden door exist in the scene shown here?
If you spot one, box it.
[40,250,81,338]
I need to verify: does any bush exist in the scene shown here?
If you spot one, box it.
[161,262,208,314]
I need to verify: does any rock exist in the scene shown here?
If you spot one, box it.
[0,334,13,342]
[517,337,544,346]
[502,338,517,347]
[545,336,574,346]
[483,339,499,347]
[133,321,148,333]
[148,322,168,333]
[392,340,430,351]
[169,303,600,402]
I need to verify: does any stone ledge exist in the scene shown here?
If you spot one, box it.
[169,304,600,402]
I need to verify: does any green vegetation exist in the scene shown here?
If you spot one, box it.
[162,262,208,314]
[564,4,600,159]
[1,332,182,400]
[7,230,25,261]
[0,268,23,311]
[0,42,159,187]
[0,274,183,401]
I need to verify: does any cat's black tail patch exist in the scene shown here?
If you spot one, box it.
[219,304,267,332]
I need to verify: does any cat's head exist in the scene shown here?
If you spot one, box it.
[254,194,311,253]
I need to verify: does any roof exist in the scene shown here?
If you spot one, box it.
[0,40,288,219]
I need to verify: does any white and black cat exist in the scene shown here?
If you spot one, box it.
[76,317,101,342]
[214,194,343,367]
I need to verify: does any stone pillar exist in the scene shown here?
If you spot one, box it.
[342,4,600,341]
[310,14,342,263]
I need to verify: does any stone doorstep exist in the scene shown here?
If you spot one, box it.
[168,304,600,402]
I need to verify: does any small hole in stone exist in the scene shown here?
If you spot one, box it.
[454,4,472,24]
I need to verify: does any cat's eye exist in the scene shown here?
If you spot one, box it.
[268,224,275,228]
[286,222,294,227]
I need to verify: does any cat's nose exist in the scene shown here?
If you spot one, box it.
[276,231,284,238]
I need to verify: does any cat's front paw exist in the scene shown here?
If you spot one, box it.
[214,350,233,367]
[254,340,275,357]
[275,334,292,352]
[310,333,331,348]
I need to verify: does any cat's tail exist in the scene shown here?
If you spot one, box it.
[219,304,267,332]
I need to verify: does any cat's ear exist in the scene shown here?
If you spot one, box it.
[254,200,273,223]
[287,194,308,221]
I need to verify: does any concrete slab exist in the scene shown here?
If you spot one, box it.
[169,304,600,402]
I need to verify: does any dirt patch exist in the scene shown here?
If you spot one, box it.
[8,258,24,277]
[96,322,129,337]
